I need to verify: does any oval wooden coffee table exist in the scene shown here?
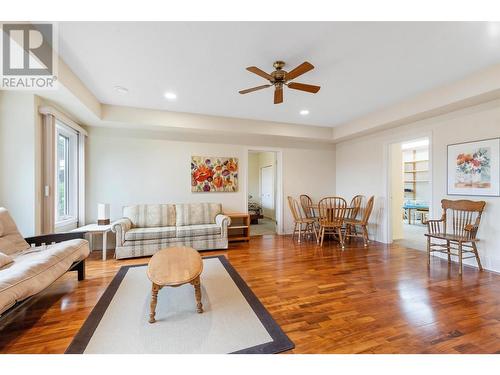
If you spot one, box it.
[147,246,203,323]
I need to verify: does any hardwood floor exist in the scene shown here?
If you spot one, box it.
[1,235,500,354]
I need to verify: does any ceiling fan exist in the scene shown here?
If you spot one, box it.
[239,60,320,104]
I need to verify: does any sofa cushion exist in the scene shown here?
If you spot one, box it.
[176,224,222,238]
[0,238,90,314]
[0,252,13,268]
[123,204,176,228]
[0,208,30,255]
[124,226,177,241]
[175,203,222,226]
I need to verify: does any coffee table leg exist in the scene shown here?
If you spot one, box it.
[149,283,160,323]
[192,276,203,313]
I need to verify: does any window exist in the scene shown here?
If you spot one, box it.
[40,106,87,234]
[55,121,78,228]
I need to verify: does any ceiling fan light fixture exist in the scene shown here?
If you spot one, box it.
[239,60,320,104]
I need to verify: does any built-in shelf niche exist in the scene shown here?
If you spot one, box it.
[403,153,430,200]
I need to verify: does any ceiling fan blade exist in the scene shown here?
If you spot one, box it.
[288,82,321,93]
[246,66,274,81]
[285,61,314,81]
[274,86,283,104]
[239,84,272,94]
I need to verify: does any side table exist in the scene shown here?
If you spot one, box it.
[71,224,112,260]
[224,212,250,242]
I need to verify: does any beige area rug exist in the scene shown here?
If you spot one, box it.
[66,256,293,354]
[250,218,276,236]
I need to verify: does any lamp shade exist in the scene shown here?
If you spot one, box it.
[97,203,110,225]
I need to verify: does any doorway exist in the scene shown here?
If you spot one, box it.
[260,166,274,219]
[389,137,431,250]
[248,151,277,236]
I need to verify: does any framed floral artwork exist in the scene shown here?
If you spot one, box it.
[191,156,238,192]
[447,138,500,196]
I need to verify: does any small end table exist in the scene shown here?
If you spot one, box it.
[224,212,250,242]
[71,223,112,260]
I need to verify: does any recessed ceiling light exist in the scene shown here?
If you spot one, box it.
[114,86,128,94]
[164,92,177,100]
[300,109,309,116]
[487,22,500,38]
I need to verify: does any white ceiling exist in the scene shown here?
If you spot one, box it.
[58,22,500,127]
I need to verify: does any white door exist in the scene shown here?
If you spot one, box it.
[260,166,274,219]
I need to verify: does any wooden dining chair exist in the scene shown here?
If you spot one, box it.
[424,199,486,275]
[348,195,364,220]
[299,194,316,219]
[317,197,347,248]
[344,196,374,247]
[287,196,317,243]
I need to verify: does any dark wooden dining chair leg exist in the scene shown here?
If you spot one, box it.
[337,227,345,250]
[446,240,451,262]
[472,242,483,271]
[458,242,463,276]
[362,225,369,247]
[312,223,318,241]
[427,236,431,267]
[346,224,352,243]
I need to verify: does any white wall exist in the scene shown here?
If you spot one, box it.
[86,127,336,234]
[336,99,500,272]
[0,91,40,236]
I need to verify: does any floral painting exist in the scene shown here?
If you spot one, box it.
[447,138,500,196]
[191,156,238,192]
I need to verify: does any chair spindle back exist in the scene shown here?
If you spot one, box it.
[288,196,304,222]
[441,199,486,240]
[360,196,375,225]
[318,197,347,225]
[299,194,315,219]
[348,195,364,219]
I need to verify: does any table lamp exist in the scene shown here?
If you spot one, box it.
[97,203,110,225]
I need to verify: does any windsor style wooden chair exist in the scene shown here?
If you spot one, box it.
[424,199,486,275]
[288,196,317,243]
[347,195,364,220]
[299,194,316,219]
[345,196,374,247]
[317,197,347,248]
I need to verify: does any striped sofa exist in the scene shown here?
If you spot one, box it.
[111,203,230,259]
